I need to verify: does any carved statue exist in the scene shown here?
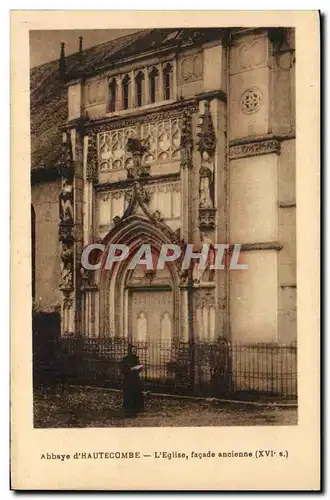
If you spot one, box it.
[61,243,73,264]
[60,178,74,223]
[199,151,214,209]
[197,102,216,223]
[60,244,73,289]
[192,233,215,284]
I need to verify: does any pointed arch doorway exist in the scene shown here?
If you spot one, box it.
[98,215,184,379]
[126,264,174,378]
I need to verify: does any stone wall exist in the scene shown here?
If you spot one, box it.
[31,180,61,312]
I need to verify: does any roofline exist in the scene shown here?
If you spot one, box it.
[64,28,228,82]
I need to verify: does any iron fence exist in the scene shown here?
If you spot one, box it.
[35,336,297,399]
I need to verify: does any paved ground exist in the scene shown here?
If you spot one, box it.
[33,385,297,428]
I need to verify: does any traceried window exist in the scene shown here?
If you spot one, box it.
[149,67,159,104]
[163,63,172,100]
[135,71,144,107]
[122,74,130,110]
[107,78,116,113]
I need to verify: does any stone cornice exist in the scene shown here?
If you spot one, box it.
[240,242,283,252]
[230,132,295,146]
[279,201,296,208]
[196,89,227,103]
[62,98,199,134]
[95,172,180,192]
[229,137,282,160]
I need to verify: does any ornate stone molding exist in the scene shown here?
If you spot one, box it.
[95,172,180,192]
[197,101,216,157]
[240,242,283,252]
[198,208,216,230]
[66,99,199,135]
[194,288,216,309]
[196,89,227,103]
[58,133,75,295]
[240,87,263,115]
[86,132,98,183]
[229,139,281,160]
[279,201,296,208]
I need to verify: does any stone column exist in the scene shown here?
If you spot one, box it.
[143,68,149,105]
[80,129,99,336]
[158,63,164,101]
[130,70,136,108]
[115,76,122,111]
[73,126,84,336]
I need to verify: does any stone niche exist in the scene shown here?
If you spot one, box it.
[229,33,271,140]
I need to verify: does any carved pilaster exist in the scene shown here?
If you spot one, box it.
[58,132,75,335]
[180,109,193,169]
[86,132,98,183]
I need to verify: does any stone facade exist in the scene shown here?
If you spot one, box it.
[31,28,296,345]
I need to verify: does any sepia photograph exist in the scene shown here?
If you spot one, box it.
[30,25,298,429]
[10,9,321,491]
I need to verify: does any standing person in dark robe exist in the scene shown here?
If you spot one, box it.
[120,344,144,417]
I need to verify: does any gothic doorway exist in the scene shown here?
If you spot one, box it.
[124,263,174,379]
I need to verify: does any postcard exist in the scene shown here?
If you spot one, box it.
[10,10,320,490]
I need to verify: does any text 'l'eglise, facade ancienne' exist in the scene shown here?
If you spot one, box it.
[31,28,296,345]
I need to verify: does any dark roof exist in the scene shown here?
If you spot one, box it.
[30,28,225,172]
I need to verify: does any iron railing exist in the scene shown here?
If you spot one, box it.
[34,336,297,399]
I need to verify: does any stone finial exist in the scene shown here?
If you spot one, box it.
[59,42,66,80]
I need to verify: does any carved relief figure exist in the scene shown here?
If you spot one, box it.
[60,244,73,289]
[199,151,214,209]
[192,233,215,284]
[60,178,74,223]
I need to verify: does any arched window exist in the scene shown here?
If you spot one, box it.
[31,205,36,301]
[107,78,116,112]
[122,75,130,110]
[149,67,159,104]
[135,71,144,107]
[163,63,172,100]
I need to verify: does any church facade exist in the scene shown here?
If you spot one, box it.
[31,28,296,357]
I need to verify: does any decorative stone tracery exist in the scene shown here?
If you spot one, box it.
[96,117,182,173]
